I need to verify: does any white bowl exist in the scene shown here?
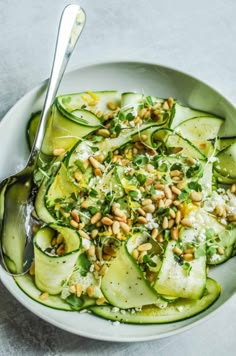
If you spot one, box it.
[1,61,236,342]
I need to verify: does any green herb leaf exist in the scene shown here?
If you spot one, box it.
[206,228,215,240]
[136,174,147,185]
[182,262,192,275]
[76,253,91,277]
[143,254,157,267]
[75,159,86,173]
[66,294,84,310]
[195,246,205,258]
[89,189,98,198]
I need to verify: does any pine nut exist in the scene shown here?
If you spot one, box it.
[112,221,120,235]
[186,157,196,165]
[102,217,113,225]
[132,249,139,260]
[71,209,80,223]
[168,219,175,229]
[175,210,181,224]
[137,243,152,252]
[164,186,172,199]
[79,230,90,240]
[155,184,165,190]
[169,208,176,219]
[173,246,182,256]
[87,245,95,257]
[89,156,103,169]
[137,216,148,224]
[99,264,108,276]
[181,218,193,227]
[113,207,126,218]
[171,186,182,195]
[143,204,155,213]
[146,163,154,172]
[190,191,202,202]
[157,234,164,243]
[218,246,225,255]
[183,253,194,261]
[173,200,181,206]
[215,205,224,216]
[171,227,179,240]
[184,248,195,254]
[170,170,181,177]
[96,297,106,305]
[91,229,99,239]
[94,168,102,177]
[39,292,49,301]
[231,184,236,193]
[142,199,153,206]
[81,200,90,209]
[177,181,187,190]
[120,222,130,234]
[159,199,165,208]
[137,207,146,216]
[70,219,79,229]
[107,101,117,110]
[75,283,83,297]
[90,212,102,224]
[138,251,147,264]
[162,216,169,229]
[151,228,159,240]
[74,171,83,182]
[97,129,110,137]
[69,285,76,293]
[165,199,172,208]
[95,153,105,163]
[167,97,174,108]
[29,262,35,276]
[87,285,94,298]
[93,262,101,271]
[53,148,65,156]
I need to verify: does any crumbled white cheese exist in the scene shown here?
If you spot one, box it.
[76,141,93,161]
[146,213,159,230]
[82,238,91,251]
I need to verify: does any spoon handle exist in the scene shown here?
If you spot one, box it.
[33,4,86,153]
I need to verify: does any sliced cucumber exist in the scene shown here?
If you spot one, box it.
[170,102,214,129]
[101,243,158,309]
[26,111,41,150]
[154,233,206,299]
[57,90,121,115]
[121,92,144,107]
[215,143,236,179]
[216,136,236,151]
[34,224,81,295]
[90,278,220,324]
[207,228,236,265]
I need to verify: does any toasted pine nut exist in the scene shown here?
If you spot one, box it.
[138,251,147,264]
[183,253,194,261]
[113,207,126,218]
[97,128,110,137]
[157,234,164,243]
[173,200,181,206]
[94,168,102,177]
[39,292,49,301]
[132,249,139,260]
[56,244,65,255]
[93,262,101,271]
[171,227,179,240]
[91,229,99,239]
[171,186,182,195]
[186,157,196,165]
[155,184,165,190]
[159,199,165,208]
[95,153,105,163]
[89,156,103,169]
[69,285,76,293]
[87,245,95,257]
[56,234,64,244]
[146,163,154,172]
[71,209,80,223]
[99,264,108,276]
[176,181,187,190]
[137,207,146,216]
[173,246,182,256]
[142,198,153,206]
[29,262,35,276]
[169,208,176,219]
[81,200,90,209]
[102,217,113,225]
[151,228,158,240]
[143,204,155,213]
[70,219,79,228]
[184,248,196,254]
[162,216,169,229]
[79,230,90,240]
[112,221,120,235]
[137,216,148,224]
[120,222,130,234]
[76,283,83,297]
[170,170,181,177]
[231,184,236,193]
[91,212,102,224]
[167,97,174,108]
[165,199,172,208]
[218,246,225,255]
[190,191,202,202]
[137,243,152,252]
[181,218,193,227]
[74,171,83,182]
[53,148,65,156]
[168,219,175,229]
[164,186,172,199]
[215,205,224,216]
[107,101,117,110]
[175,210,181,224]
[96,297,106,305]
[87,285,94,298]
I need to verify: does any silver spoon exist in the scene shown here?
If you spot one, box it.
[0,4,86,275]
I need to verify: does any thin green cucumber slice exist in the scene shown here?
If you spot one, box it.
[207,227,236,265]
[170,102,214,129]
[215,143,236,179]
[26,111,41,150]
[101,243,159,309]
[154,236,206,300]
[34,224,81,295]
[216,136,236,151]
[90,278,220,324]
[14,273,96,311]
[57,90,121,115]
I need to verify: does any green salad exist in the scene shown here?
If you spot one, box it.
[9,90,236,323]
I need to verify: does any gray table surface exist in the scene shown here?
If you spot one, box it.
[1,0,236,355]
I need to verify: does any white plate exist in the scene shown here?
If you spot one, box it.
[1,61,236,342]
